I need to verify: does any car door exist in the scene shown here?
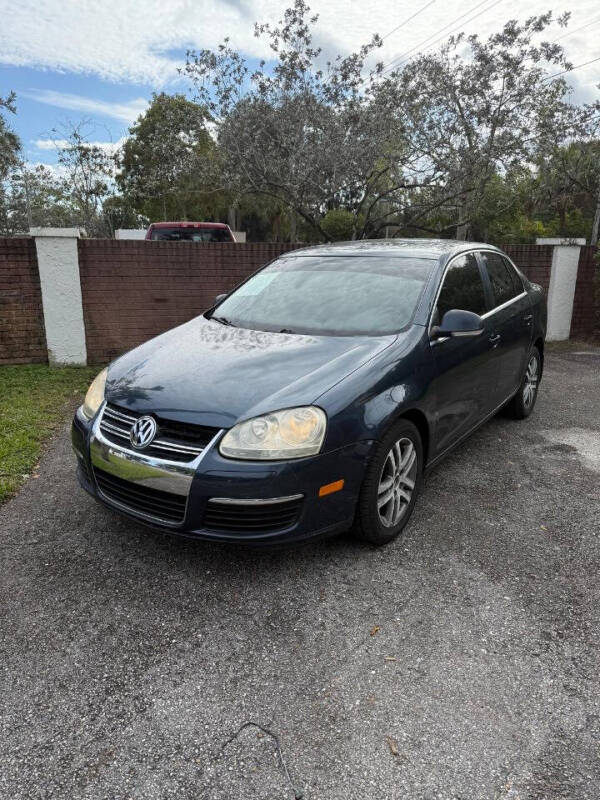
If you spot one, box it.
[478,251,533,404]
[429,252,499,458]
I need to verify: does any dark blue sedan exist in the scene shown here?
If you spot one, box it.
[72,240,546,545]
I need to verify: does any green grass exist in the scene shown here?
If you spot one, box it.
[0,364,99,504]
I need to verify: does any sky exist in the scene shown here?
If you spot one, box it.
[1,0,599,169]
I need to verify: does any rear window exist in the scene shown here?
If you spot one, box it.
[481,252,520,308]
[150,227,232,242]
[502,256,525,295]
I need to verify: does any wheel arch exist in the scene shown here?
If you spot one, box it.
[392,407,430,468]
[533,336,544,377]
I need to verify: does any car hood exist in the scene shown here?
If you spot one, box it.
[106,316,396,429]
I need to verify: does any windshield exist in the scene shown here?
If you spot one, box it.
[211,255,435,336]
[151,227,232,242]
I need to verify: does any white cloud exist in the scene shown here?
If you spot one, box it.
[0,0,264,86]
[33,136,127,154]
[24,90,148,124]
[33,138,70,151]
[1,0,598,98]
[22,160,70,180]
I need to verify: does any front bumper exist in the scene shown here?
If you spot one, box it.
[72,405,374,544]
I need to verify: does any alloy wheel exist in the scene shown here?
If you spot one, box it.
[377,437,418,528]
[523,355,539,409]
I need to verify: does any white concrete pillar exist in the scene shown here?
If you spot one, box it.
[30,228,87,364]
[536,238,584,341]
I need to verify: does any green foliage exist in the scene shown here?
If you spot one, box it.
[54,124,115,236]
[321,208,362,241]
[102,194,146,233]
[534,141,600,239]
[0,92,21,181]
[0,165,76,235]
[3,11,600,244]
[117,92,225,223]
[0,365,97,504]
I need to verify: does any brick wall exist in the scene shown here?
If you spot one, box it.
[503,244,554,292]
[570,246,598,340]
[1,238,597,365]
[504,243,598,339]
[0,238,47,365]
[78,240,303,363]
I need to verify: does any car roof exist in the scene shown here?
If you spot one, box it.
[280,238,502,261]
[148,221,229,229]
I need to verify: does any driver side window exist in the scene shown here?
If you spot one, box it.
[436,253,487,320]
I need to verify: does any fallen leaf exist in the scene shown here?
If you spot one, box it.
[386,736,399,757]
[370,625,380,636]
[384,656,396,662]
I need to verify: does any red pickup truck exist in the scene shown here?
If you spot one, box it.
[146,222,235,242]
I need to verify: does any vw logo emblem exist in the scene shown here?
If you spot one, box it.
[130,416,157,449]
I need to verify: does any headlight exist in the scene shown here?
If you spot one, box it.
[219,406,327,460]
[81,368,107,420]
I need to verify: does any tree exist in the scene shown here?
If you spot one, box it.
[0,164,74,235]
[534,138,600,242]
[184,0,421,240]
[184,4,587,242]
[116,93,222,222]
[53,123,114,236]
[102,194,146,234]
[385,13,580,240]
[0,92,21,181]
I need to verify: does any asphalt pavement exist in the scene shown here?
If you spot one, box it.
[1,347,599,799]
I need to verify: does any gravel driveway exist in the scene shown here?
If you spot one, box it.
[1,348,599,800]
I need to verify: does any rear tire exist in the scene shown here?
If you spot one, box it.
[507,346,541,419]
[352,420,423,546]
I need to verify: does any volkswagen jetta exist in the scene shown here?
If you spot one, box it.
[72,240,546,545]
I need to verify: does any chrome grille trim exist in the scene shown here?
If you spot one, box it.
[98,402,219,463]
[209,494,303,506]
[103,405,136,424]
[148,439,203,456]
[100,419,130,440]
[90,405,224,526]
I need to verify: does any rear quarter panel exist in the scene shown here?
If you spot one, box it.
[529,283,547,341]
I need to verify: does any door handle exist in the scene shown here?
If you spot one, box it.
[489,334,501,348]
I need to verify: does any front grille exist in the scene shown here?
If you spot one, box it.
[99,403,219,463]
[203,496,303,533]
[93,467,187,524]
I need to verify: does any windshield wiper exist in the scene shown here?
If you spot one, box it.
[212,315,236,327]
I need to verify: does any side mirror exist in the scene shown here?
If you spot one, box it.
[431,309,484,340]
[215,293,227,305]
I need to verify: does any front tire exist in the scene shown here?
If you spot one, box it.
[507,346,541,419]
[353,420,423,546]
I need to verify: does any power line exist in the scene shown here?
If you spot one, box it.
[380,0,437,41]
[551,16,600,43]
[383,0,504,73]
[542,55,600,81]
[380,0,503,75]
